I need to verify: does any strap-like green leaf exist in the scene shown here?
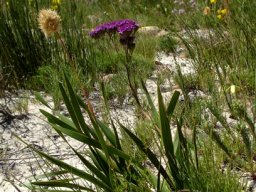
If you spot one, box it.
[120,124,175,190]
[40,109,76,131]
[51,124,101,147]
[15,135,112,192]
[111,120,126,170]
[58,113,79,130]
[34,91,52,109]
[70,146,111,186]
[141,79,158,120]
[59,83,82,132]
[64,75,91,135]
[166,91,180,117]
[51,124,130,160]
[158,86,182,188]
[32,180,94,191]
[97,119,116,146]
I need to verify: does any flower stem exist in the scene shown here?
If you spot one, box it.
[55,32,76,72]
[124,46,141,108]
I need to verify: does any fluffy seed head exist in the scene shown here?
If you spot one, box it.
[38,9,61,37]
[203,6,211,15]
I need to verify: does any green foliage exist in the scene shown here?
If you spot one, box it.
[173,0,256,176]
[19,76,242,191]
[158,34,179,53]
[18,76,147,191]
[0,0,50,89]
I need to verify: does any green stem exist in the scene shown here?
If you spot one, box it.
[124,46,141,108]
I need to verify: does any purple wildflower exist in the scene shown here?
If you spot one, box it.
[89,19,139,39]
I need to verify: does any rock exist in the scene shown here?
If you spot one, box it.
[138,26,161,35]
[100,73,116,83]
[86,15,102,24]
[179,90,207,102]
[138,26,163,36]
[155,52,195,75]
[156,30,169,37]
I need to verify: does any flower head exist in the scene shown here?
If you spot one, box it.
[217,14,222,20]
[220,8,227,15]
[51,0,61,10]
[89,19,139,49]
[38,9,61,37]
[203,6,211,15]
[210,0,217,4]
[52,0,61,4]
[217,8,228,20]
[230,85,236,94]
[89,19,139,39]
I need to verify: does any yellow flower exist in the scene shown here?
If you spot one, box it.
[51,4,58,10]
[38,9,61,38]
[217,8,227,15]
[210,0,217,4]
[217,14,222,20]
[220,8,227,15]
[217,8,228,20]
[203,6,211,15]
[52,0,61,4]
[230,85,236,94]
[51,0,61,10]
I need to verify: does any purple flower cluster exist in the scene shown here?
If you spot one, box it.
[89,19,139,39]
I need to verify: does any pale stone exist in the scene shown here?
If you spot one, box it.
[138,26,162,35]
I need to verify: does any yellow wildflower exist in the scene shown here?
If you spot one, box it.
[217,8,228,20]
[230,85,236,94]
[220,8,227,15]
[217,14,222,20]
[38,9,61,38]
[51,4,58,10]
[203,6,211,15]
[52,0,61,4]
[210,0,217,4]
[51,0,61,10]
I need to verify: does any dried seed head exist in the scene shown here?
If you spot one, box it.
[203,6,211,15]
[38,9,61,37]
